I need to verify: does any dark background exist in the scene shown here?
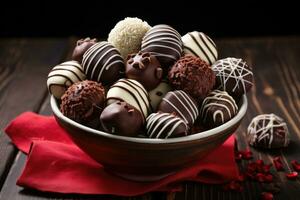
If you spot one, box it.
[1,2,299,38]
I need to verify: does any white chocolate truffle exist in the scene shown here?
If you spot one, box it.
[47,61,86,99]
[148,80,172,111]
[106,79,150,119]
[182,31,218,65]
[108,17,151,59]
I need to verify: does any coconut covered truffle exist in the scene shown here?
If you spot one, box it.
[108,17,151,59]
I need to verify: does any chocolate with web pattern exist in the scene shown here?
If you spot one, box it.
[211,57,253,98]
[247,114,290,149]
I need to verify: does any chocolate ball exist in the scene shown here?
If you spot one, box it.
[60,80,105,127]
[158,90,199,127]
[126,51,163,90]
[211,57,253,98]
[146,112,188,139]
[106,79,150,119]
[72,37,97,62]
[47,61,86,99]
[100,101,144,137]
[182,31,218,65]
[148,80,172,111]
[247,114,290,149]
[141,24,183,70]
[168,55,216,100]
[82,41,125,86]
[200,90,238,128]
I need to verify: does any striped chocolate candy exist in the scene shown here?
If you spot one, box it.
[182,31,218,65]
[141,24,183,68]
[146,112,188,139]
[47,61,86,99]
[158,90,199,127]
[82,41,125,85]
[106,79,150,119]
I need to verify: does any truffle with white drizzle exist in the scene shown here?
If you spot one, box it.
[247,114,290,149]
[146,112,188,139]
[211,57,253,98]
[200,90,238,128]
[148,80,172,111]
[158,90,199,127]
[47,61,86,99]
[82,41,125,85]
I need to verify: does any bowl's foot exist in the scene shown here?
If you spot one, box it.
[111,171,176,182]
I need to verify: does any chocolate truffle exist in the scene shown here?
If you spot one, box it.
[148,80,172,111]
[108,17,151,59]
[82,41,124,85]
[100,101,144,137]
[182,31,218,65]
[158,90,199,127]
[168,55,216,100]
[146,112,188,139]
[126,51,163,90]
[211,57,253,97]
[141,24,182,69]
[106,79,150,119]
[247,114,290,149]
[72,37,97,62]
[47,61,86,99]
[60,80,105,127]
[200,90,238,128]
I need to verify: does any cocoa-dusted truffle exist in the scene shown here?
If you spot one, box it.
[158,90,199,127]
[60,80,105,127]
[211,57,253,98]
[168,55,215,100]
[200,90,238,128]
[100,101,144,137]
[72,37,97,62]
[146,112,188,139]
[247,114,290,149]
[126,51,163,90]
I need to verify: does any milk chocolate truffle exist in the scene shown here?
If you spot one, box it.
[106,79,150,119]
[247,114,290,149]
[168,55,216,100]
[146,113,188,139]
[148,80,172,111]
[100,101,144,137]
[60,80,105,127]
[108,17,151,59]
[126,51,163,90]
[212,57,253,97]
[141,24,183,69]
[47,61,86,99]
[158,90,199,127]
[72,37,97,62]
[182,31,218,65]
[82,41,124,85]
[200,90,238,128]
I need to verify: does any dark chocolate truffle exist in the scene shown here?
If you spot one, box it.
[158,90,199,127]
[126,51,163,90]
[200,90,238,128]
[100,101,144,137]
[141,24,182,69]
[211,57,253,97]
[168,55,216,100]
[146,112,188,139]
[72,37,98,62]
[82,41,125,85]
[247,114,290,149]
[60,80,105,127]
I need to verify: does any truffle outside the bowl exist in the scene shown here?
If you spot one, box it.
[51,95,247,181]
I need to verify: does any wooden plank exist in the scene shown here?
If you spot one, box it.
[0,38,69,189]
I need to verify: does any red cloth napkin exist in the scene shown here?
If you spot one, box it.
[5,112,239,196]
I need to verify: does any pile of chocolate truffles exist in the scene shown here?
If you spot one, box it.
[47,17,254,139]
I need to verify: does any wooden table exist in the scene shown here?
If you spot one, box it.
[0,37,300,199]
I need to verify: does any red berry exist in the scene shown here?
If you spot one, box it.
[273,156,284,171]
[286,171,298,180]
[261,192,274,200]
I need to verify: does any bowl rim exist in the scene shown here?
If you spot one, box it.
[51,94,247,144]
